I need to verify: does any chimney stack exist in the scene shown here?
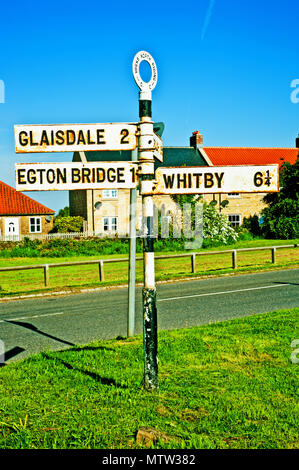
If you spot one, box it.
[190,130,203,148]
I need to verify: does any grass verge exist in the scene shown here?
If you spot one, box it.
[0,241,298,298]
[0,308,298,449]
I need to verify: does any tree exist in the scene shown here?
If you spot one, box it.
[170,194,239,246]
[261,158,299,239]
[52,215,84,233]
[56,206,70,218]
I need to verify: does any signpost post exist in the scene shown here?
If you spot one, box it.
[132,51,159,391]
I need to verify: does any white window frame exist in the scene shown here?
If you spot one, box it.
[102,216,118,232]
[102,190,118,199]
[29,216,42,233]
[228,214,241,227]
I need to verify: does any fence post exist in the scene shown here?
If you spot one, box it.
[99,260,104,282]
[191,253,196,273]
[232,250,237,269]
[44,264,49,286]
[271,247,276,264]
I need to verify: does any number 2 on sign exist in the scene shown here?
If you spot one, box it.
[120,129,129,144]
[254,170,272,187]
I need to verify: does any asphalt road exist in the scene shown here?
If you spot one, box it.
[0,268,298,364]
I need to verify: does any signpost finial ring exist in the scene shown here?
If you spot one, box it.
[132,51,158,95]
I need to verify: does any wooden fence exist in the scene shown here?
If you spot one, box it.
[0,244,297,288]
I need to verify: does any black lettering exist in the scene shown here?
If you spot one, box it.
[17,169,26,184]
[87,130,95,145]
[40,130,50,146]
[117,168,125,183]
[254,172,263,187]
[51,130,54,145]
[27,169,36,184]
[66,130,76,145]
[36,169,45,184]
[130,166,136,183]
[188,173,192,188]
[72,168,81,183]
[204,173,214,188]
[19,131,28,147]
[215,172,224,188]
[96,168,105,182]
[29,131,38,146]
[120,128,129,144]
[46,169,55,184]
[107,168,116,182]
[97,129,106,145]
[163,174,175,189]
[193,173,202,187]
[77,130,86,145]
[177,173,187,189]
[55,130,65,145]
[57,168,67,184]
[82,168,91,183]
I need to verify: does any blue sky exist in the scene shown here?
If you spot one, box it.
[0,0,298,213]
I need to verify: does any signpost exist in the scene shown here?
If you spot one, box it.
[133,50,159,391]
[14,123,138,153]
[14,50,280,392]
[143,164,279,195]
[15,162,138,191]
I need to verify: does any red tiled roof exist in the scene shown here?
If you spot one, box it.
[202,147,298,168]
[0,180,54,215]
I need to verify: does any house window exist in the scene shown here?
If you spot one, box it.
[30,217,42,233]
[227,193,240,198]
[228,214,241,227]
[103,217,118,232]
[102,190,118,199]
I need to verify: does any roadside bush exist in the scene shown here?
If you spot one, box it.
[242,214,263,236]
[51,216,84,233]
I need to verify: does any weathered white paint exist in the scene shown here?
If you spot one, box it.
[15,162,139,191]
[14,123,138,153]
[152,131,163,162]
[145,165,279,195]
[144,252,155,289]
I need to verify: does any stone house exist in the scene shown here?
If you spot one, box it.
[0,180,54,240]
[69,132,298,235]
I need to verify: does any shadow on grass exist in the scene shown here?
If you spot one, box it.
[41,351,128,389]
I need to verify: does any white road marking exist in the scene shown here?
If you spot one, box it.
[157,283,290,302]
[0,312,64,323]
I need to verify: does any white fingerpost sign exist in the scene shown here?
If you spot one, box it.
[143,165,279,195]
[15,162,138,191]
[14,123,138,153]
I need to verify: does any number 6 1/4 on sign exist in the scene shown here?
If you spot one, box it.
[14,123,138,153]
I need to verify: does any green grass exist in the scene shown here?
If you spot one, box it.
[0,308,298,449]
[0,239,298,297]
